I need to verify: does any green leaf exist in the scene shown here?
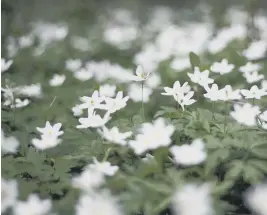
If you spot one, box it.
[224,160,243,181]
[189,52,200,68]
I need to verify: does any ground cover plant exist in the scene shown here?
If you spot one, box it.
[1,1,267,215]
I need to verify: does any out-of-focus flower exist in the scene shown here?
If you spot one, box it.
[261,80,267,90]
[170,139,207,166]
[49,74,66,87]
[87,157,119,176]
[77,110,111,129]
[204,84,223,101]
[10,98,30,109]
[72,168,105,192]
[73,68,93,81]
[103,91,129,113]
[72,104,83,117]
[99,84,116,97]
[245,183,267,215]
[103,25,138,50]
[241,85,267,99]
[1,130,20,153]
[1,178,18,213]
[18,34,34,48]
[220,85,242,101]
[17,83,42,98]
[188,67,214,87]
[128,83,152,103]
[239,62,262,73]
[230,103,260,126]
[13,194,52,215]
[243,71,264,84]
[172,183,213,215]
[76,191,123,215]
[98,126,132,145]
[146,73,161,89]
[210,59,234,75]
[71,36,91,52]
[129,118,174,155]
[243,40,267,60]
[1,58,13,73]
[65,59,82,72]
[170,57,190,71]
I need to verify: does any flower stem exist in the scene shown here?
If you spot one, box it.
[102,148,112,161]
[224,102,227,134]
[212,101,215,120]
[141,81,145,120]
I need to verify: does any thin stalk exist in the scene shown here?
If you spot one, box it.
[102,148,112,161]
[212,101,215,120]
[224,102,227,134]
[141,81,145,120]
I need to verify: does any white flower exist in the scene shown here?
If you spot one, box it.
[103,91,129,113]
[13,194,52,215]
[98,126,132,145]
[71,36,91,52]
[76,191,123,215]
[73,68,93,81]
[72,168,105,192]
[170,57,190,71]
[1,130,20,153]
[204,84,224,101]
[87,158,119,176]
[18,34,34,48]
[129,118,175,155]
[79,91,105,110]
[145,73,161,89]
[133,65,152,81]
[243,40,267,60]
[176,91,196,111]
[170,139,207,166]
[243,71,264,84]
[10,98,30,109]
[230,103,260,126]
[99,84,116,97]
[210,59,234,75]
[239,62,262,73]
[32,135,62,150]
[1,178,18,213]
[1,87,15,105]
[18,83,42,98]
[72,105,83,117]
[187,67,214,87]
[77,110,111,129]
[162,81,190,99]
[241,85,267,99]
[172,183,212,215]
[65,59,82,72]
[245,184,267,215]
[220,85,242,101]
[128,83,152,103]
[36,121,64,137]
[103,25,138,49]
[262,80,267,90]
[1,58,13,72]
[49,74,65,86]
